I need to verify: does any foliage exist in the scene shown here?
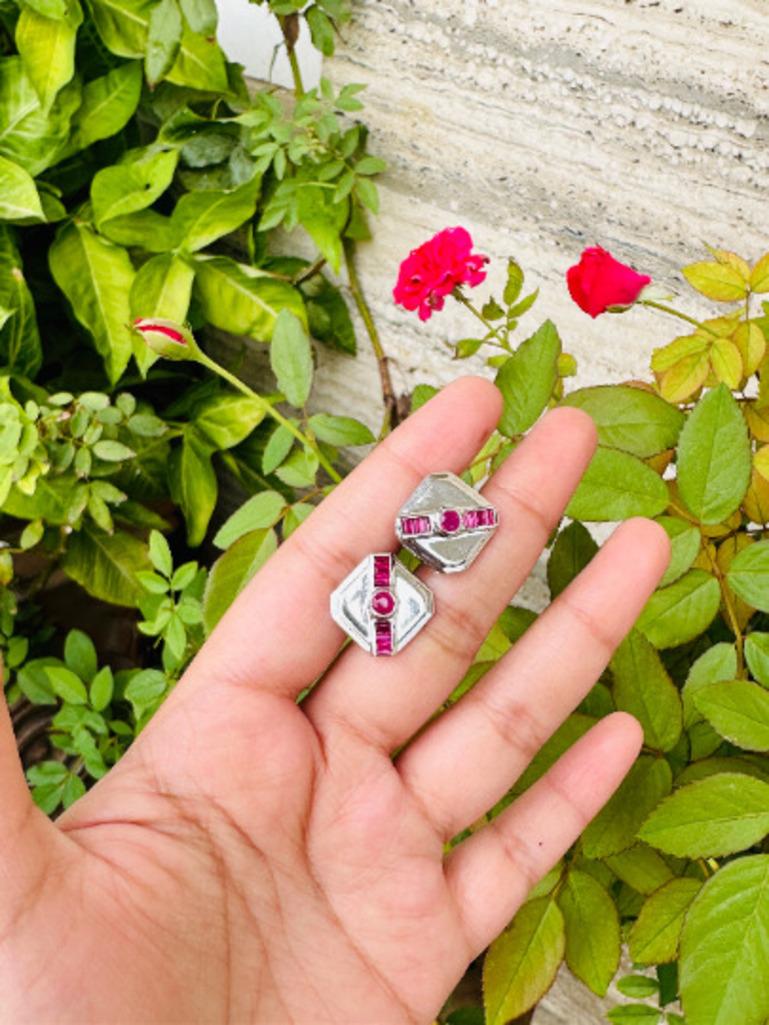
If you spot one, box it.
[0,1,380,835]
[441,246,769,1025]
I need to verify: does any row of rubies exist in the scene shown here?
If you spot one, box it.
[399,507,498,538]
[371,554,395,656]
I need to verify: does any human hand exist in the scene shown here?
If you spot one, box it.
[0,378,669,1024]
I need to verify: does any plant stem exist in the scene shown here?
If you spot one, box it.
[639,299,719,337]
[197,351,342,484]
[453,290,508,346]
[343,238,399,434]
[278,14,304,97]
[702,542,745,674]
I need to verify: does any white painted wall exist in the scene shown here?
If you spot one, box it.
[216,0,321,89]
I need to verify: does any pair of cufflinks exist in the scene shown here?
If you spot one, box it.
[330,472,500,657]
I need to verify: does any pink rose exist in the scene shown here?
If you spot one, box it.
[567,246,651,318]
[393,227,489,321]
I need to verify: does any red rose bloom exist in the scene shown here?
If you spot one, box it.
[394,226,489,321]
[567,246,651,318]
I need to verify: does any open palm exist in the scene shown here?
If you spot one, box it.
[0,379,668,1025]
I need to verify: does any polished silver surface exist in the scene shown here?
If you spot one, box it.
[330,553,434,656]
[396,471,499,574]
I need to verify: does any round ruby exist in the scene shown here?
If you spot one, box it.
[440,509,461,534]
[371,590,395,617]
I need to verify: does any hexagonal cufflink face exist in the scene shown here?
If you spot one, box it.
[395,471,499,574]
[330,553,434,657]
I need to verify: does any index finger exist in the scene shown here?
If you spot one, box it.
[181,377,503,700]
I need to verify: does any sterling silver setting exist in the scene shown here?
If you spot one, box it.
[330,553,434,656]
[395,471,499,574]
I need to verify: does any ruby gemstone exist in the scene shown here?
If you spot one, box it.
[401,516,431,537]
[440,509,461,534]
[462,509,480,529]
[375,619,394,656]
[371,590,396,617]
[373,555,391,587]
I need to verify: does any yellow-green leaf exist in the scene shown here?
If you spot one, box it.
[0,156,45,223]
[750,252,769,293]
[637,570,720,649]
[15,0,82,112]
[611,629,682,751]
[558,870,619,996]
[629,877,702,965]
[683,260,749,302]
[483,897,565,1025]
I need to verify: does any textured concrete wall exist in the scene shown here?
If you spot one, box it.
[307,3,769,1021]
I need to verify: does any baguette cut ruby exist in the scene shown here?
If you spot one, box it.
[373,555,391,587]
[371,590,396,617]
[462,509,480,529]
[400,515,431,537]
[440,509,461,534]
[375,619,393,655]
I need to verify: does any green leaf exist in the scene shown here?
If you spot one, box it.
[566,447,669,521]
[194,255,307,342]
[727,541,769,612]
[213,490,286,550]
[89,0,153,56]
[124,667,167,716]
[89,665,114,711]
[91,148,178,226]
[17,658,58,705]
[165,23,228,92]
[694,680,769,752]
[629,877,703,965]
[616,976,660,999]
[677,384,751,524]
[562,385,684,457]
[169,429,217,547]
[302,271,356,354]
[657,516,701,588]
[746,632,769,687]
[639,773,769,857]
[178,0,217,34]
[15,0,82,113]
[607,1006,661,1025]
[683,642,738,727]
[483,897,565,1025]
[64,629,97,682]
[148,529,172,577]
[604,844,674,895]
[0,227,41,376]
[547,521,598,599]
[496,320,561,437]
[308,414,374,447]
[270,309,313,408]
[67,62,142,153]
[45,664,88,704]
[582,756,672,859]
[0,56,81,177]
[171,179,260,252]
[145,0,182,85]
[49,221,135,383]
[683,259,748,302]
[0,156,45,223]
[262,423,294,475]
[93,440,135,462]
[202,527,278,633]
[636,570,721,649]
[61,524,149,606]
[193,394,266,450]
[680,855,769,1025]
[611,630,683,752]
[557,870,619,996]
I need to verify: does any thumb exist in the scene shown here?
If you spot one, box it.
[0,656,57,894]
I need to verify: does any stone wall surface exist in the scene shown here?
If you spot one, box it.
[302,2,769,1022]
[307,0,769,434]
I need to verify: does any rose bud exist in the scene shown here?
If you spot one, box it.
[566,246,652,318]
[132,318,200,361]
